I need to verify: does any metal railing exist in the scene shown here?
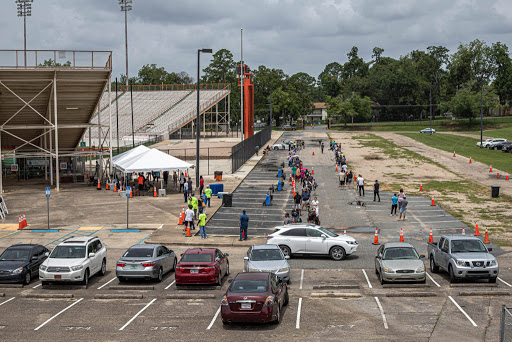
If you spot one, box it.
[501,305,512,341]
[114,83,231,92]
[231,126,272,172]
[0,50,112,69]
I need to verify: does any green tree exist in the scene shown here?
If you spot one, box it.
[271,87,300,126]
[288,72,316,121]
[318,62,343,97]
[490,42,512,105]
[38,59,71,67]
[202,49,236,84]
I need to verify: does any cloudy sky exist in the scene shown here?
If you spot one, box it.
[2,0,512,81]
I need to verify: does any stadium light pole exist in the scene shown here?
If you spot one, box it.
[16,0,33,67]
[196,48,213,189]
[119,0,132,86]
[429,83,432,135]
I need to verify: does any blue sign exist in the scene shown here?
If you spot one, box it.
[45,187,50,198]
[125,186,131,197]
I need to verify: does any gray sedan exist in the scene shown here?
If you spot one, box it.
[375,242,426,284]
[244,244,290,282]
[116,244,177,282]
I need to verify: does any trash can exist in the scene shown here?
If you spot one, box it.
[277,181,282,191]
[222,193,232,207]
[491,185,500,198]
[265,193,271,206]
[214,171,223,181]
[277,169,282,178]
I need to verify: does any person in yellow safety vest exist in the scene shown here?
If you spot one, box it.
[188,194,199,219]
[204,186,212,207]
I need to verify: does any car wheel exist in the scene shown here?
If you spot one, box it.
[448,266,457,283]
[489,277,497,283]
[82,269,89,286]
[117,276,126,283]
[279,245,292,258]
[284,289,289,306]
[172,258,177,272]
[379,269,386,285]
[157,267,163,282]
[226,262,230,276]
[495,147,498,150]
[274,147,278,150]
[41,281,49,287]
[222,320,230,325]
[273,305,281,324]
[430,257,439,273]
[24,272,31,285]
[329,246,346,261]
[100,259,106,276]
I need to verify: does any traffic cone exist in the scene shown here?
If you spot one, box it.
[129,188,133,198]
[507,173,509,181]
[97,179,101,190]
[344,228,347,236]
[372,227,379,245]
[490,165,493,172]
[354,174,357,182]
[185,226,192,237]
[474,221,480,236]
[114,183,117,192]
[106,182,110,190]
[335,165,338,172]
[484,227,490,244]
[153,186,158,197]
[399,227,404,242]
[431,194,435,206]
[178,207,184,225]
[312,167,314,175]
[428,227,433,243]
[312,151,315,156]
[420,182,423,191]
[497,171,500,178]
[453,151,456,157]
[469,157,472,164]
[289,173,292,182]
[22,214,27,228]
[18,215,23,230]
[462,227,465,235]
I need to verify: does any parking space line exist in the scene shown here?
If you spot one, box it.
[498,277,512,287]
[34,298,84,330]
[374,297,388,329]
[164,280,176,290]
[136,233,152,245]
[0,297,15,306]
[299,269,304,289]
[207,306,221,330]
[448,296,477,327]
[119,298,157,331]
[426,273,441,287]
[296,297,302,329]
[362,269,372,289]
[0,231,20,240]
[97,277,117,290]
[415,220,461,224]
[32,283,42,289]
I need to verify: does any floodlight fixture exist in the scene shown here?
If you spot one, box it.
[15,0,34,67]
[119,0,133,86]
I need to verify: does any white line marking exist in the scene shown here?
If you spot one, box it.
[34,298,83,330]
[119,298,157,331]
[32,283,42,289]
[165,280,176,290]
[374,297,388,329]
[207,306,221,330]
[97,277,117,290]
[0,297,15,306]
[448,296,477,327]
[299,269,304,290]
[415,220,461,224]
[498,277,512,287]
[158,224,164,229]
[426,272,441,287]
[362,269,372,289]
[296,297,302,329]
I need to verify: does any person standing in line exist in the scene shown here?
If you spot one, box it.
[184,205,195,232]
[357,175,365,196]
[255,145,260,156]
[339,171,345,189]
[321,142,324,153]
[311,196,319,217]
[198,211,207,239]
[398,196,408,221]
[188,194,199,219]
[179,172,185,192]
[391,193,398,216]
[397,189,405,210]
[173,171,178,189]
[239,210,249,241]
[163,171,169,187]
[347,170,353,188]
[301,188,310,212]
[199,175,204,195]
[183,182,189,203]
[137,173,144,196]
[373,180,380,202]
[204,185,212,207]
[187,177,193,195]
[293,191,302,216]
[284,213,292,225]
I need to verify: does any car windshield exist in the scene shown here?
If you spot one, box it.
[317,227,337,237]
[451,240,487,253]
[0,249,30,261]
[230,279,269,293]
[50,246,86,259]
[250,249,284,261]
[383,247,419,260]
[181,254,213,262]
[123,248,154,258]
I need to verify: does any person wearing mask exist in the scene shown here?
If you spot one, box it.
[391,193,398,216]
[187,177,193,195]
[357,175,365,197]
[311,197,319,216]
[198,211,207,239]
[179,172,185,192]
[398,196,408,221]
[284,213,292,225]
[239,210,249,241]
[397,189,406,210]
[137,173,144,195]
[301,188,311,211]
[183,181,189,203]
[188,194,199,219]
[291,208,299,223]
[184,205,195,232]
[293,192,302,216]
[374,180,380,202]
[204,185,212,207]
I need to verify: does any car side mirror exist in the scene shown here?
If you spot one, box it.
[224,253,229,257]
[321,234,327,239]
[243,256,249,261]
[419,254,425,259]
[215,257,220,261]
[376,255,381,259]
[285,256,290,260]
[88,253,96,258]
[488,248,493,252]
[45,252,49,257]
[31,256,38,260]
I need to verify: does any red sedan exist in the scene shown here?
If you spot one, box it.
[221,272,288,324]
[175,248,229,286]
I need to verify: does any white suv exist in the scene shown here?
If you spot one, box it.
[39,236,107,287]
[266,223,358,260]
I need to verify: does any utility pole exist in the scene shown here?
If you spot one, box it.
[16,0,34,67]
[119,0,132,86]
[240,28,244,141]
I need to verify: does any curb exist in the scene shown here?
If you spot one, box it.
[312,285,360,290]
[0,284,24,288]
[382,284,430,289]
[109,285,154,291]
[459,291,510,296]
[166,294,216,299]
[386,292,437,297]
[310,292,361,298]
[94,293,144,299]
[23,293,73,298]
[450,283,498,288]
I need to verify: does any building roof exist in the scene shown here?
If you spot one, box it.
[314,102,326,109]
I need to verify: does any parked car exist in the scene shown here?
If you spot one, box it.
[272,143,287,150]
[221,272,288,324]
[244,244,290,283]
[491,140,511,150]
[0,244,49,285]
[419,128,436,134]
[374,242,426,285]
[175,248,229,286]
[281,125,296,131]
[39,236,107,287]
[503,144,512,153]
[266,223,358,261]
[428,235,498,283]
[476,139,493,147]
[116,244,177,282]
[487,138,507,149]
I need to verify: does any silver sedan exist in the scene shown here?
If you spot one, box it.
[244,244,290,283]
[375,242,426,284]
[116,244,177,282]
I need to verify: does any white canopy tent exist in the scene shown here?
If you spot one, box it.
[112,145,150,167]
[116,148,194,173]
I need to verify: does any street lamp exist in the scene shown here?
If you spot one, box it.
[196,48,213,189]
[16,0,33,67]
[119,0,132,87]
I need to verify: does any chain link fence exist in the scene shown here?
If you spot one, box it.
[501,305,512,341]
[231,126,272,172]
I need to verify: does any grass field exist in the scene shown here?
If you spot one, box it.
[401,132,512,174]
[468,126,512,139]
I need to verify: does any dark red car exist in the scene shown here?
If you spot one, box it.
[175,248,229,286]
[221,272,288,324]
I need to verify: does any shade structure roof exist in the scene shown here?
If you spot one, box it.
[115,148,193,173]
[112,145,149,165]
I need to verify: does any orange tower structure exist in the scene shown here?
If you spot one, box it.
[238,64,254,139]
